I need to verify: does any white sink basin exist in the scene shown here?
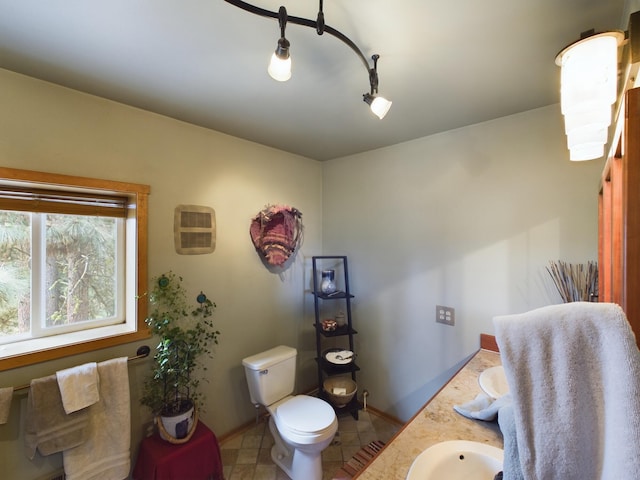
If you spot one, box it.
[478,365,509,399]
[406,440,503,480]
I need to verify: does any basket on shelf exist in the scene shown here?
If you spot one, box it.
[323,376,357,408]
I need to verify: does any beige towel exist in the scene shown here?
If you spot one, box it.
[56,362,100,413]
[0,386,13,424]
[63,357,130,480]
[24,374,89,459]
[494,302,640,480]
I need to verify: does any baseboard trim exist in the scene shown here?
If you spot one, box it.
[364,404,403,426]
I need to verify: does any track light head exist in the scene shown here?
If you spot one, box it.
[363,93,392,119]
[267,6,291,81]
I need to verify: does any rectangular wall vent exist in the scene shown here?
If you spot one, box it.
[174,205,216,255]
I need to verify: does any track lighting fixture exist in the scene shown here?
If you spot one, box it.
[224,0,392,119]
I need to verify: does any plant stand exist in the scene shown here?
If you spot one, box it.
[132,421,224,480]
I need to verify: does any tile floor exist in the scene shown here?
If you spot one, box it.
[220,409,402,480]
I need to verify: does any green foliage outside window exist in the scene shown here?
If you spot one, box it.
[0,211,119,337]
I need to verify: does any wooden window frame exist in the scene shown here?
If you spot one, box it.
[0,167,150,371]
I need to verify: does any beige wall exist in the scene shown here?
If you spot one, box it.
[322,105,603,420]
[0,68,323,479]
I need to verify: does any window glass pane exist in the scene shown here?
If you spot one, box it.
[0,210,31,336]
[45,214,118,327]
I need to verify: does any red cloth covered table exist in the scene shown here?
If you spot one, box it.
[132,421,224,480]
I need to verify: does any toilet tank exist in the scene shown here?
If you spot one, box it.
[242,345,297,406]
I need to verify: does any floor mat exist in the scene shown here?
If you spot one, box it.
[332,440,386,479]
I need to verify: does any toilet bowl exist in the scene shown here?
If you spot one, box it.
[242,346,338,480]
[268,395,338,479]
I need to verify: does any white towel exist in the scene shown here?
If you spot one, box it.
[0,386,14,424]
[56,362,100,414]
[63,357,130,480]
[454,393,512,421]
[494,302,640,480]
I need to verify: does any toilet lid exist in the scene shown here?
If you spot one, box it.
[275,395,335,434]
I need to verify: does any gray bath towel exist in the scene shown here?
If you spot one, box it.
[497,402,524,480]
[24,374,89,458]
[0,386,13,424]
[494,302,640,480]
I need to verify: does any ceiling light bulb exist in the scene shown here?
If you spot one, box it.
[371,96,392,119]
[268,53,291,81]
[363,93,392,119]
[268,37,291,82]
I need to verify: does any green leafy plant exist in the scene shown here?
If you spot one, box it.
[140,271,220,416]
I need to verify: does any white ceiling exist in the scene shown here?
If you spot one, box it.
[0,0,629,161]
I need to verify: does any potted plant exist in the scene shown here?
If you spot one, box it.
[140,271,220,442]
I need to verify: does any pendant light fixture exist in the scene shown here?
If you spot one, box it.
[267,7,291,81]
[555,30,624,161]
[224,0,392,119]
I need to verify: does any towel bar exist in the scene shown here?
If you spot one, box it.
[10,345,151,392]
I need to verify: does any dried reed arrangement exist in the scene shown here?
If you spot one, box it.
[546,260,598,303]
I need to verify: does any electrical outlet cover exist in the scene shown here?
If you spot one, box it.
[436,305,455,326]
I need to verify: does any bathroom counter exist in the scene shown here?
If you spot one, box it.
[354,349,503,480]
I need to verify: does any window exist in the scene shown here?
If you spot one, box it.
[0,167,150,370]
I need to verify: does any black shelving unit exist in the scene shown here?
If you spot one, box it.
[312,256,360,419]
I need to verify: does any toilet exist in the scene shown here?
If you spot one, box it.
[242,345,338,480]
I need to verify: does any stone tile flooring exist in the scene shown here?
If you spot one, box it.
[220,409,402,480]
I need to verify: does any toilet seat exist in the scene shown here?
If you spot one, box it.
[270,395,337,446]
[275,395,335,434]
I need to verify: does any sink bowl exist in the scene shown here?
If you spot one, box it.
[406,440,503,480]
[478,365,509,399]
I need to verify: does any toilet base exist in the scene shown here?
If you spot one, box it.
[268,416,325,480]
[271,444,323,480]
[270,443,293,479]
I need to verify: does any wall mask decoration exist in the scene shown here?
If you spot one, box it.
[174,205,216,255]
[249,204,303,268]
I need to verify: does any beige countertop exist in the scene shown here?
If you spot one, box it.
[355,349,503,480]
